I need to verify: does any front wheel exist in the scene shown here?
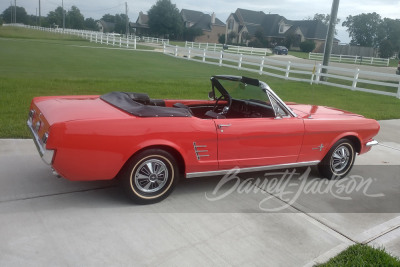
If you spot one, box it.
[318,139,356,179]
[121,149,180,204]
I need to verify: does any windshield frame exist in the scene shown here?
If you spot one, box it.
[210,75,297,118]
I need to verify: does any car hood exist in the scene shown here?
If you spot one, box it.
[33,95,131,125]
[286,103,364,119]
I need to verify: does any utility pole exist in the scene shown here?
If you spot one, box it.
[321,0,340,81]
[39,0,41,26]
[10,2,13,24]
[62,0,65,31]
[14,0,16,23]
[125,2,129,38]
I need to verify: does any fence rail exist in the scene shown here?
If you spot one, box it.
[165,45,400,98]
[185,41,272,56]
[309,52,390,67]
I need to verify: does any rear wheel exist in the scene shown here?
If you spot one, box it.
[318,139,356,179]
[121,149,180,204]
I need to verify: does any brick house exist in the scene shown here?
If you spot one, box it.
[181,9,225,43]
[226,8,339,51]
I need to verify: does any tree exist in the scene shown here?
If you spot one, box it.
[148,0,182,39]
[47,7,64,27]
[1,6,29,24]
[299,40,316,52]
[312,13,340,35]
[379,18,400,54]
[342,12,382,47]
[84,18,99,31]
[67,6,84,29]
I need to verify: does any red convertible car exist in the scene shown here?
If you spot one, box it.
[28,75,380,204]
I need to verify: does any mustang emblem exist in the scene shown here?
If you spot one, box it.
[312,144,324,152]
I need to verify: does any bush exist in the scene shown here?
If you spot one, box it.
[379,39,394,58]
[300,40,316,53]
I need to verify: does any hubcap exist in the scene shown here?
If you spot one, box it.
[134,159,168,193]
[331,145,351,173]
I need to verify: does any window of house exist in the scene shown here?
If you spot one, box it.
[279,24,284,33]
[228,20,234,30]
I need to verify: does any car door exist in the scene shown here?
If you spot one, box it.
[215,116,304,170]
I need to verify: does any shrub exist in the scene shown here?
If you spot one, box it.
[300,40,316,53]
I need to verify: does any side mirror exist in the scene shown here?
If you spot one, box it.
[208,91,215,100]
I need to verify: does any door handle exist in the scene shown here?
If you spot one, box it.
[218,124,231,132]
[218,124,231,129]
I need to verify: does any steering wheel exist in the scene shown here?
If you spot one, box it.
[213,95,231,115]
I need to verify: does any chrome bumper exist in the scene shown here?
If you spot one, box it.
[366,139,379,147]
[27,119,54,165]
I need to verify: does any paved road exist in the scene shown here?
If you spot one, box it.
[0,120,399,266]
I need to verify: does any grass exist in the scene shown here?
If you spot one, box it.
[316,244,400,266]
[1,26,400,138]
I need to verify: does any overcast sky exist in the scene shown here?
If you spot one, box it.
[2,0,400,43]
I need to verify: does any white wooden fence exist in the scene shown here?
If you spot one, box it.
[309,52,390,67]
[3,24,169,48]
[164,45,400,98]
[185,41,272,56]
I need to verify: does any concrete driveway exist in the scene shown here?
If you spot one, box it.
[0,120,399,266]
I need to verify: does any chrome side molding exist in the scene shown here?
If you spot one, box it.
[186,160,320,178]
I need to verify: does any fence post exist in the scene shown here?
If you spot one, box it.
[354,56,358,64]
[106,35,109,45]
[219,50,223,66]
[397,82,400,99]
[119,37,122,47]
[163,44,166,54]
[95,34,98,43]
[175,46,178,57]
[315,63,322,84]
[126,37,129,48]
[188,47,191,59]
[214,43,216,52]
[206,43,209,50]
[238,54,243,69]
[134,37,136,49]
[251,47,254,55]
[90,33,92,42]
[339,55,342,62]
[285,61,291,80]
[352,68,360,90]
[185,41,187,48]
[259,57,265,75]
[203,49,206,62]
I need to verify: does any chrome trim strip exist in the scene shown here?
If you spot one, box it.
[193,142,209,160]
[186,160,320,178]
[366,140,379,147]
[27,119,54,165]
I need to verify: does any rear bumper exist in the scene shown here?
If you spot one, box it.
[27,119,54,165]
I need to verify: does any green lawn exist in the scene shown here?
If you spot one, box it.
[1,26,399,138]
[316,244,400,266]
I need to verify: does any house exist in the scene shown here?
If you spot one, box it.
[130,11,150,36]
[226,8,339,51]
[181,9,225,43]
[97,20,116,33]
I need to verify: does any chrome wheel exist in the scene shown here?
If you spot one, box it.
[318,138,356,179]
[331,145,350,173]
[134,159,168,193]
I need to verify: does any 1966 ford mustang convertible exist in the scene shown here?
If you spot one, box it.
[28,75,380,204]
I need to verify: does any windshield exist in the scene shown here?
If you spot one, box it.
[217,79,270,104]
